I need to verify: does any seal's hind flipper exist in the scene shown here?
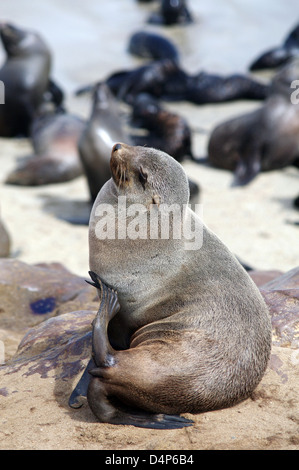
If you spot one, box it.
[89,396,194,429]
[87,374,194,429]
[112,410,194,429]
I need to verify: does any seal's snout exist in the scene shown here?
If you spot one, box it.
[113,143,122,152]
[110,142,130,187]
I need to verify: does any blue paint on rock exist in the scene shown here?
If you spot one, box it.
[30,297,56,314]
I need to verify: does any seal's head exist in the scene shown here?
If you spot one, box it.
[110,142,190,207]
[0,23,49,57]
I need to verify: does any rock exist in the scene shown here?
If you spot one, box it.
[0,259,96,334]
[4,310,94,380]
[259,267,299,348]
[249,270,284,287]
[249,267,299,348]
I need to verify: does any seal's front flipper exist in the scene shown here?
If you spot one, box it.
[70,274,120,408]
[86,271,193,429]
[69,358,95,408]
[231,152,261,187]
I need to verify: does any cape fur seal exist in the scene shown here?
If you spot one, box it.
[131,93,193,161]
[78,82,134,203]
[0,23,62,137]
[69,142,272,429]
[207,61,299,186]
[147,0,193,25]
[104,60,269,105]
[5,105,85,185]
[128,31,179,62]
[250,23,299,71]
[77,60,268,106]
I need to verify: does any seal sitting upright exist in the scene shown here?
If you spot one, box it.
[70,143,272,429]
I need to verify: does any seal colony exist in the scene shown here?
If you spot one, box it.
[69,143,272,429]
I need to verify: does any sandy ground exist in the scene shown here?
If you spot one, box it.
[0,345,298,451]
[0,0,299,452]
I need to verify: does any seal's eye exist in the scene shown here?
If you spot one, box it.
[138,167,148,190]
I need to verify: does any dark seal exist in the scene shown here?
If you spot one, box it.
[5,105,85,185]
[78,82,133,203]
[77,60,269,105]
[250,23,299,71]
[207,60,299,186]
[131,92,193,161]
[0,23,63,137]
[105,61,268,105]
[128,31,179,61]
[148,0,193,25]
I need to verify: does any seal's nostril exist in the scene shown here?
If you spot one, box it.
[113,143,122,152]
